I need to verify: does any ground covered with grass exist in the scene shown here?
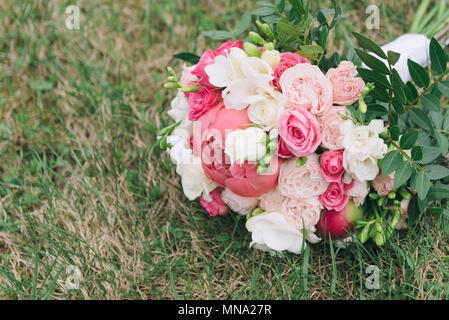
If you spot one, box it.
[0,0,448,299]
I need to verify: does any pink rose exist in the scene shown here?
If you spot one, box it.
[221,188,258,215]
[187,85,221,121]
[345,178,369,206]
[318,107,348,150]
[280,63,333,116]
[196,103,281,198]
[259,187,284,212]
[320,150,344,183]
[372,172,395,196]
[192,50,216,87]
[276,138,295,159]
[271,52,310,91]
[200,189,229,216]
[278,153,329,198]
[326,61,365,106]
[278,107,321,157]
[281,197,323,230]
[320,182,349,211]
[214,40,243,57]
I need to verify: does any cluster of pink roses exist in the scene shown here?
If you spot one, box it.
[165,39,384,254]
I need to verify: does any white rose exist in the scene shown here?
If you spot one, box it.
[343,151,379,182]
[342,120,387,157]
[177,157,217,201]
[205,48,275,110]
[225,127,267,165]
[221,188,258,215]
[167,91,192,132]
[246,212,305,254]
[341,120,387,181]
[247,91,284,130]
[166,128,192,170]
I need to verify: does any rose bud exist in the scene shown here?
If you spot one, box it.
[316,200,364,239]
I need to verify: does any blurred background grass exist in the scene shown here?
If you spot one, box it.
[0,0,448,299]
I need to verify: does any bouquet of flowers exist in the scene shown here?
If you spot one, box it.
[157,0,449,254]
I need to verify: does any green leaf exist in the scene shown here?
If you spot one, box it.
[355,48,389,74]
[370,87,389,102]
[296,156,308,168]
[262,15,281,24]
[429,111,443,129]
[173,52,200,64]
[277,21,302,36]
[357,68,390,89]
[411,171,430,200]
[202,30,233,40]
[421,93,441,112]
[411,146,423,161]
[233,12,251,36]
[387,50,400,65]
[367,104,388,115]
[423,164,449,180]
[391,69,405,88]
[429,38,447,75]
[419,146,443,164]
[403,81,419,103]
[409,108,433,131]
[251,6,276,16]
[438,81,449,98]
[300,45,324,55]
[444,115,449,131]
[256,1,275,6]
[394,161,413,188]
[399,130,418,150]
[434,131,449,155]
[390,125,400,141]
[392,97,405,114]
[407,197,420,225]
[407,59,430,88]
[352,32,387,59]
[428,186,449,201]
[382,150,402,176]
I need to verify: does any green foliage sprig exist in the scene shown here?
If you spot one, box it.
[353,32,449,226]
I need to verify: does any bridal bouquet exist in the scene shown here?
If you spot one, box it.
[158,0,449,254]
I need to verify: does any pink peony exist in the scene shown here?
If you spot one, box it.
[320,182,349,212]
[192,50,216,87]
[372,172,395,196]
[259,187,285,212]
[214,40,243,57]
[196,103,281,198]
[281,197,323,230]
[318,107,348,150]
[345,178,369,206]
[320,150,344,183]
[200,189,229,216]
[187,85,221,121]
[271,52,310,91]
[221,188,258,215]
[278,153,329,199]
[276,138,295,159]
[278,107,321,157]
[279,63,333,116]
[326,61,365,106]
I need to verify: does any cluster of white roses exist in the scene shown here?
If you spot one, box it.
[341,120,388,182]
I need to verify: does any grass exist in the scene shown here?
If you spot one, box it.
[0,0,448,299]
